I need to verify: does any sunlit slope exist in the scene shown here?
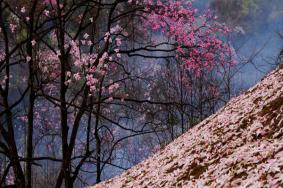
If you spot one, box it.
[92,65,283,188]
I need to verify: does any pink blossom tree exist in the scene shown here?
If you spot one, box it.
[0,0,235,187]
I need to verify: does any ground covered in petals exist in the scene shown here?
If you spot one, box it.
[92,65,283,188]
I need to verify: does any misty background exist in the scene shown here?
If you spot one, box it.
[207,0,283,87]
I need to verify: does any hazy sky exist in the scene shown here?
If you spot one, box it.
[197,0,283,87]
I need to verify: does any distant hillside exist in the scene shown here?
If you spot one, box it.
[92,65,283,188]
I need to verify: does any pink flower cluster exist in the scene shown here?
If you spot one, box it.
[38,50,60,80]
[142,0,235,73]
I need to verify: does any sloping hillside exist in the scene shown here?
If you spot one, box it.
[92,65,283,188]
